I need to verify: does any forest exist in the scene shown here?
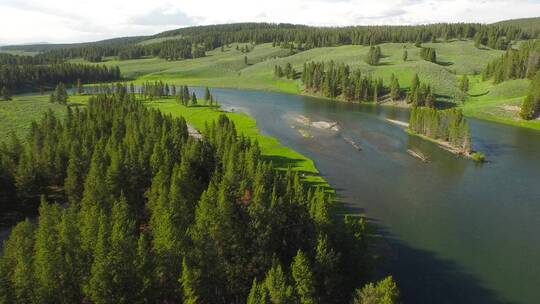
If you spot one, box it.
[0,87,398,303]
[483,39,540,83]
[0,59,121,93]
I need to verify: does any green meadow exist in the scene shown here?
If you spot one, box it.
[0,95,89,142]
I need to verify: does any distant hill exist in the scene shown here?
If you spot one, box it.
[0,36,148,52]
[493,17,540,35]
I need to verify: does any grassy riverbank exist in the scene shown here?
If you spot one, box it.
[147,99,330,190]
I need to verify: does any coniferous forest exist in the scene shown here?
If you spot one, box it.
[0,55,121,93]
[301,61,384,102]
[0,87,396,303]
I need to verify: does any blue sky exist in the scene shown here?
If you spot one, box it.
[0,0,539,44]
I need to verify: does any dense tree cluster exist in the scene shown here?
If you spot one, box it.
[302,61,385,102]
[0,90,395,303]
[483,40,540,83]
[49,83,69,104]
[389,74,401,101]
[473,27,511,50]
[520,70,540,120]
[274,63,297,79]
[419,47,437,63]
[0,53,59,65]
[118,39,206,61]
[0,63,121,93]
[409,107,472,153]
[365,46,382,65]
[406,74,435,108]
[153,22,526,51]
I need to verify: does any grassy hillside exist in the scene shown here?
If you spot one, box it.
[463,76,540,130]
[0,95,89,142]
[70,39,540,130]
[493,17,540,33]
[83,40,503,97]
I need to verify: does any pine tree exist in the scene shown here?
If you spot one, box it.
[135,231,155,301]
[84,211,112,304]
[180,259,199,304]
[459,75,469,93]
[292,250,317,304]
[53,82,69,104]
[64,144,85,204]
[390,75,401,101]
[402,49,408,62]
[204,87,211,103]
[108,197,138,303]
[1,86,12,101]
[247,279,269,304]
[264,263,294,304]
[33,199,63,303]
[0,220,35,303]
[191,92,197,106]
[351,276,400,304]
[76,78,84,95]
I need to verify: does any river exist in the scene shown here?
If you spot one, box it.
[190,87,540,304]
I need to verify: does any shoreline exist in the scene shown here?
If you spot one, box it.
[405,129,473,159]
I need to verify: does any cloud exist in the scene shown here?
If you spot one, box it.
[354,8,407,20]
[131,8,197,26]
[1,0,540,44]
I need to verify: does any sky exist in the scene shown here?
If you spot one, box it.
[0,0,539,45]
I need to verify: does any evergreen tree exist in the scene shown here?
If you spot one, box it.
[520,70,540,120]
[1,86,12,101]
[390,75,401,101]
[191,92,198,106]
[204,87,211,103]
[51,82,69,104]
[76,78,83,95]
[351,276,400,304]
[33,199,63,303]
[402,49,408,62]
[84,211,112,303]
[459,75,469,93]
[292,250,317,304]
[247,279,269,304]
[0,220,35,303]
[365,46,381,65]
[264,263,294,304]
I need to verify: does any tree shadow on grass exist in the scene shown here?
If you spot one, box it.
[264,155,333,190]
[436,61,454,67]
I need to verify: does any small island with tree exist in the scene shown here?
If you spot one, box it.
[408,107,486,162]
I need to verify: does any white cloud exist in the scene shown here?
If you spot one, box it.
[0,0,539,44]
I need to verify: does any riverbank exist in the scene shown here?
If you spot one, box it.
[405,129,473,159]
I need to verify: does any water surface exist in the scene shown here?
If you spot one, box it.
[193,87,540,304]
